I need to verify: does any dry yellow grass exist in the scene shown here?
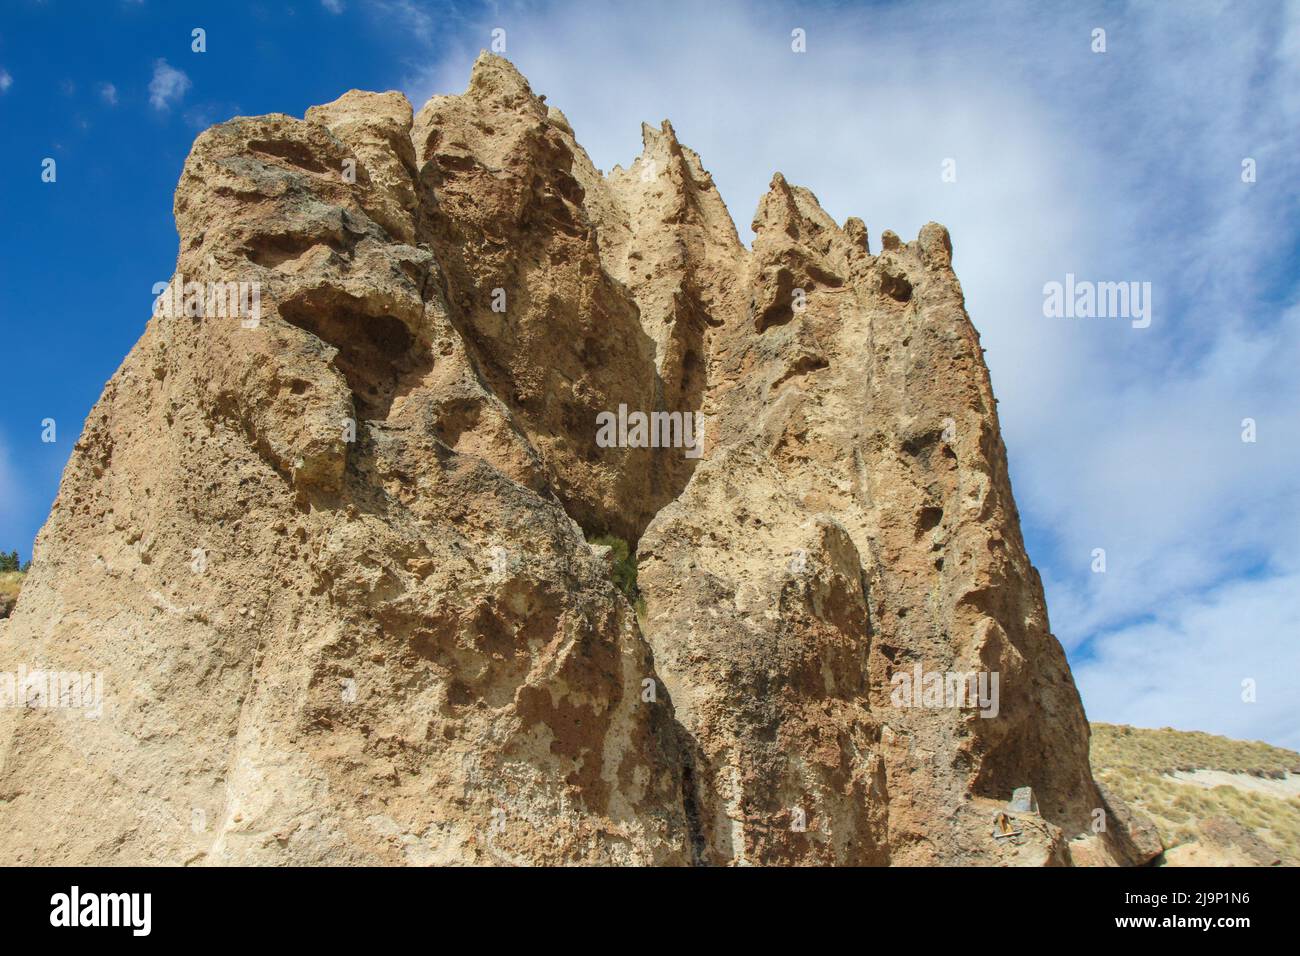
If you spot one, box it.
[0,571,23,603]
[1093,722,1300,774]
[1091,722,1300,864]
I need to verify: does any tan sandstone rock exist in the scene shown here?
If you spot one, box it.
[0,54,1147,866]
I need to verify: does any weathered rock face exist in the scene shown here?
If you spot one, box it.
[0,54,1153,866]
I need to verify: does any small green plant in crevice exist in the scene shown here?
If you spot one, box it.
[588,533,640,605]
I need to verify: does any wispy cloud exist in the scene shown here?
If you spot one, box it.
[321,0,345,13]
[148,58,190,111]
[394,0,1300,745]
[99,82,118,106]
[1074,570,1300,750]
[372,0,440,44]
[0,68,12,93]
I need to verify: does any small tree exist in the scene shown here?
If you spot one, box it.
[0,551,18,573]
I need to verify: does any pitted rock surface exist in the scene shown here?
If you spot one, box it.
[0,55,1156,866]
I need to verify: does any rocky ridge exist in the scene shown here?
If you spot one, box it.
[0,55,1156,866]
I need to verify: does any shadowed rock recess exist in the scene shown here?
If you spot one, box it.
[0,55,1158,866]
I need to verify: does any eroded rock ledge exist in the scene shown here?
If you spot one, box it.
[0,55,1155,866]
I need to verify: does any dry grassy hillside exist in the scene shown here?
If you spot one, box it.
[1091,722,1300,865]
[0,572,23,619]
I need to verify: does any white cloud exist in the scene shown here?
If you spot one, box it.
[100,82,118,106]
[1031,307,1300,656]
[375,1,436,44]
[1074,570,1300,750]
[148,58,191,111]
[0,68,12,93]
[321,0,345,13]
[183,106,216,129]
[390,0,1299,745]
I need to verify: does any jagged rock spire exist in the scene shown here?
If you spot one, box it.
[0,57,1155,867]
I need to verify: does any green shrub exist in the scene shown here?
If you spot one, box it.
[588,534,639,602]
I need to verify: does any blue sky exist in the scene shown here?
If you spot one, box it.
[1,0,1297,747]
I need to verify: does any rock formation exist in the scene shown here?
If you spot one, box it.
[0,55,1156,865]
